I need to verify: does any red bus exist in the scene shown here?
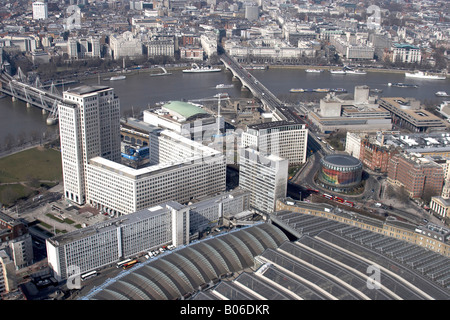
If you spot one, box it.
[335,197,344,203]
[343,200,354,207]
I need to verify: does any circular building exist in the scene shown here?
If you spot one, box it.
[318,154,363,193]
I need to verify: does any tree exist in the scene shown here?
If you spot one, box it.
[3,133,15,151]
[421,189,435,206]
[397,186,410,205]
[17,131,28,146]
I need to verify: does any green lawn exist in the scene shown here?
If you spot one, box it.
[0,184,35,206]
[0,147,62,206]
[0,147,62,184]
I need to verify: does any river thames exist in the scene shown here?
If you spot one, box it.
[0,66,449,142]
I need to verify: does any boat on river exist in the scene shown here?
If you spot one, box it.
[435,91,449,97]
[306,69,323,73]
[183,63,221,73]
[215,84,234,89]
[110,75,126,81]
[345,69,367,75]
[330,69,346,74]
[388,82,418,88]
[405,71,446,80]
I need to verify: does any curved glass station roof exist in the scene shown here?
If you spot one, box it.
[87,223,288,300]
[83,217,450,300]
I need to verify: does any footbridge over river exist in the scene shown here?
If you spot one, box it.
[219,53,301,123]
[0,69,65,124]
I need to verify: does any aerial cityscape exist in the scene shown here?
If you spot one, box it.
[0,0,449,304]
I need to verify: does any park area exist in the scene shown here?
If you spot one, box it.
[0,146,62,207]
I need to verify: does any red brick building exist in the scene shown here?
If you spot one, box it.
[180,47,204,60]
[0,211,28,242]
[359,139,395,173]
[387,153,445,199]
[180,35,199,47]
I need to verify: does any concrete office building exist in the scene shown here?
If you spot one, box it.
[0,251,17,295]
[143,101,222,141]
[109,32,143,59]
[331,37,374,60]
[46,189,250,281]
[0,211,34,270]
[67,37,101,59]
[239,148,288,214]
[32,0,48,20]
[378,97,446,132]
[58,86,121,206]
[86,129,226,216]
[200,32,218,58]
[392,43,421,63]
[241,121,308,166]
[120,117,157,147]
[147,38,175,58]
[309,86,392,133]
[58,85,226,216]
[0,36,38,53]
[46,203,188,281]
[188,189,251,234]
[245,4,259,21]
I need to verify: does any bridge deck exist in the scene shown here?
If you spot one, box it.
[0,71,64,120]
[219,53,303,124]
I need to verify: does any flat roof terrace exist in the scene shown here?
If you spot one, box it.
[65,85,111,96]
[379,97,446,131]
[47,204,171,247]
[88,130,223,180]
[247,120,304,130]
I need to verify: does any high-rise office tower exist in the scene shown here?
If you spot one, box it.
[238,147,288,214]
[241,121,309,166]
[58,86,121,205]
[32,0,48,20]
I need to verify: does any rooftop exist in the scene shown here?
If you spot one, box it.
[363,132,450,154]
[379,97,446,127]
[88,129,222,179]
[322,154,362,167]
[82,223,288,300]
[247,120,305,131]
[394,43,420,49]
[47,205,170,247]
[162,101,208,120]
[65,85,111,96]
[120,118,161,134]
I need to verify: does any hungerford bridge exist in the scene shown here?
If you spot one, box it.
[0,68,68,125]
[219,52,301,123]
